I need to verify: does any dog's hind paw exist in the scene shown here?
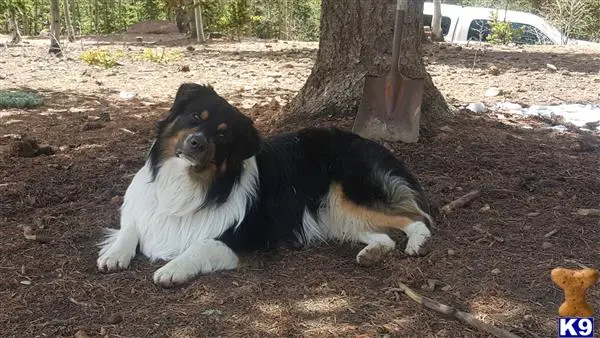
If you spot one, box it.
[404,221,431,256]
[356,243,394,266]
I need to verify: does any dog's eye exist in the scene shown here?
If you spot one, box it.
[192,113,201,121]
[216,132,226,140]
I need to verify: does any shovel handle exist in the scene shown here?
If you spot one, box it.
[390,0,406,80]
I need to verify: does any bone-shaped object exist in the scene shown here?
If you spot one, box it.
[551,267,598,317]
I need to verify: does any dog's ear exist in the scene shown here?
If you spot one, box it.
[157,83,217,134]
[171,83,216,114]
[230,113,260,164]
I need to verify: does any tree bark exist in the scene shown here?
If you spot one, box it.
[432,0,444,41]
[7,9,22,44]
[49,0,62,56]
[63,0,76,42]
[286,0,450,129]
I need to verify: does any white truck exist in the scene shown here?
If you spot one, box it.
[422,2,597,45]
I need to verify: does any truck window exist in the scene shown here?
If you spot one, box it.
[423,14,452,35]
[510,23,555,45]
[467,19,554,45]
[467,19,491,42]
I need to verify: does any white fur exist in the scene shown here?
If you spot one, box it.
[356,232,396,266]
[153,239,238,287]
[97,156,259,285]
[301,169,432,257]
[403,221,431,255]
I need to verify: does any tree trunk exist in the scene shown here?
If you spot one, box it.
[49,0,62,56]
[193,0,205,42]
[432,0,444,41]
[63,0,76,42]
[286,0,450,129]
[7,9,22,44]
[176,6,189,33]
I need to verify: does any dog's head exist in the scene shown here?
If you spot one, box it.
[149,83,260,183]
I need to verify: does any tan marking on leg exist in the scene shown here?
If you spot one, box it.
[200,110,210,120]
[329,183,418,232]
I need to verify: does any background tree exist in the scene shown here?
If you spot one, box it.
[286,0,450,127]
[49,0,61,55]
[63,0,75,41]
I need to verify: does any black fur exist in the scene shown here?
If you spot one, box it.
[150,83,432,252]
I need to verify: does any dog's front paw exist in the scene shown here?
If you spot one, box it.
[153,261,197,288]
[97,248,135,272]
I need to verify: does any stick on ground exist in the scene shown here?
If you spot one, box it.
[442,190,481,213]
[391,282,521,338]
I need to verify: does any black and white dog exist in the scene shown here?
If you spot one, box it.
[97,83,434,287]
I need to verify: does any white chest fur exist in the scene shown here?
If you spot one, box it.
[120,156,259,261]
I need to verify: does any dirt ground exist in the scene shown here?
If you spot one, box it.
[1,33,600,338]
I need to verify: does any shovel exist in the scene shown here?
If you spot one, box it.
[352,0,425,143]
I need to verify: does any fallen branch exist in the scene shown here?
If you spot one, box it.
[22,225,50,243]
[544,229,559,238]
[391,282,520,338]
[473,224,504,243]
[442,190,481,214]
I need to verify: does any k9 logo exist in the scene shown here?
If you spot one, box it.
[558,318,594,338]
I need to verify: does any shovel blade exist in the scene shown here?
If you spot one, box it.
[352,75,424,143]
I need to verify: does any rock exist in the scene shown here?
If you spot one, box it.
[119,91,137,101]
[484,87,502,97]
[99,112,111,122]
[488,65,500,75]
[447,249,456,256]
[9,136,39,158]
[74,330,90,338]
[491,268,501,274]
[480,204,491,212]
[466,102,486,113]
[439,125,454,133]
[546,63,558,72]
[107,312,123,324]
[186,46,195,51]
[82,122,104,131]
[36,145,55,156]
[110,195,123,206]
[179,65,190,72]
[574,208,600,216]
[526,212,540,217]
[441,285,452,292]
[427,279,441,290]
[542,241,553,249]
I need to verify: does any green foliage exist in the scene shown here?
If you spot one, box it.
[487,10,524,44]
[0,90,43,109]
[134,48,183,63]
[1,0,321,41]
[80,49,123,68]
[543,0,595,43]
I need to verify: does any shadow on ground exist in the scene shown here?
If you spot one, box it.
[1,89,599,337]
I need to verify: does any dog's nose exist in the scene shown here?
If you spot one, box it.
[186,133,208,152]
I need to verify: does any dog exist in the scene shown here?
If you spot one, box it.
[97,83,434,287]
